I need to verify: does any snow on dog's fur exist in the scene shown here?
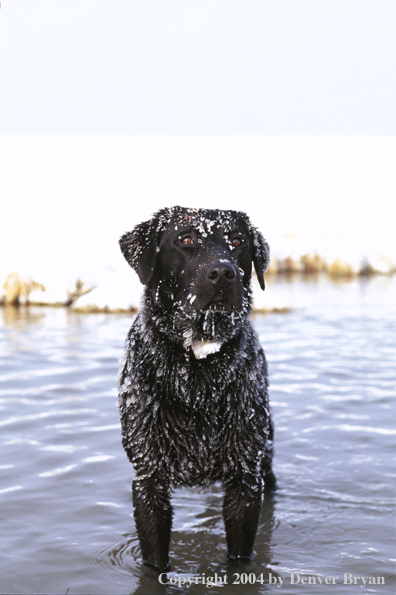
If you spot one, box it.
[118,206,276,571]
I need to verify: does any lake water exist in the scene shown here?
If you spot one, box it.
[1,276,395,595]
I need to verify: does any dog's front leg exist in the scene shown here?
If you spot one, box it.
[132,475,173,571]
[223,474,263,560]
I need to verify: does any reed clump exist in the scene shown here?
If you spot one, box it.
[265,254,394,279]
[1,272,45,306]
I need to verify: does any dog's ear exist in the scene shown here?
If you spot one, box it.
[119,217,159,285]
[237,211,270,290]
[251,228,270,290]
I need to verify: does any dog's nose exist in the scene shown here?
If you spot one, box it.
[206,261,237,284]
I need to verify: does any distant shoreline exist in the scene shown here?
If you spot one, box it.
[1,269,394,313]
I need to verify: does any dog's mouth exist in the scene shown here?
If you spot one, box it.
[195,292,237,313]
[204,300,233,312]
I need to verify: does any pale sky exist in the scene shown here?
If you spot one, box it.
[1,0,395,134]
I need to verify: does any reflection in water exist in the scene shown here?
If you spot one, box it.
[0,277,395,594]
[1,304,47,327]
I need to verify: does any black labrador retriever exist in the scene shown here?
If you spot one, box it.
[118,206,276,571]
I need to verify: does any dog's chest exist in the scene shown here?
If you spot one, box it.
[121,354,229,484]
[119,316,268,485]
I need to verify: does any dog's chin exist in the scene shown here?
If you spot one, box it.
[180,306,246,351]
[144,287,252,349]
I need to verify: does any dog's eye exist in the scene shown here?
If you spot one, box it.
[181,236,194,245]
[232,237,243,247]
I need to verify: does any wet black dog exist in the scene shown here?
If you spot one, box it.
[118,206,276,571]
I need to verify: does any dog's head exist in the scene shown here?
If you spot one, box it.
[120,206,270,352]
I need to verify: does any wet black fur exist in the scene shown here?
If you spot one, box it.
[118,206,276,571]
